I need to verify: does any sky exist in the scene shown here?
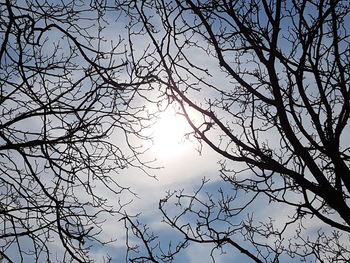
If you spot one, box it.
[1,1,350,263]
[106,110,226,262]
[91,2,350,262]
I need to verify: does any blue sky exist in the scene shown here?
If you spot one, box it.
[1,0,350,262]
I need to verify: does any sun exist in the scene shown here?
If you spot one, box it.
[151,109,191,157]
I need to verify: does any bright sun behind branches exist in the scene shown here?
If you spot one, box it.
[152,109,192,157]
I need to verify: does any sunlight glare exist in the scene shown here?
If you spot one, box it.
[152,110,191,157]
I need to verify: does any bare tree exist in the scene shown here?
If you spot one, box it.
[0,1,156,262]
[122,0,350,262]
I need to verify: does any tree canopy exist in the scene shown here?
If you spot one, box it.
[123,0,350,262]
[1,0,349,262]
[0,1,156,262]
